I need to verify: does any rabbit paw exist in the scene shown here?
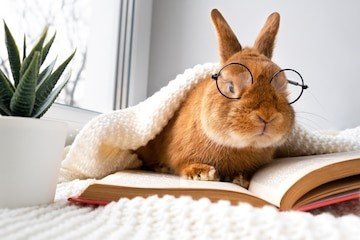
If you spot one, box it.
[180,163,219,181]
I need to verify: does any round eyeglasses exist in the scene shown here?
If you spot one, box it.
[211,63,308,104]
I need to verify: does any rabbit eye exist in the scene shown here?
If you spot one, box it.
[227,82,235,93]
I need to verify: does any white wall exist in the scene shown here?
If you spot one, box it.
[148,0,360,130]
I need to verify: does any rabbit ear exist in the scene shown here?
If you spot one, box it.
[211,9,242,63]
[253,12,280,59]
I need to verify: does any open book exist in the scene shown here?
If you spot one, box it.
[69,151,360,211]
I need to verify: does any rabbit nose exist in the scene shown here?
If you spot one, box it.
[256,114,275,124]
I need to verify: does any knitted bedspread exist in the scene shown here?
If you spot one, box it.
[1,63,360,239]
[0,180,359,240]
[59,63,360,182]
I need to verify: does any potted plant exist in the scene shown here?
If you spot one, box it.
[0,22,75,208]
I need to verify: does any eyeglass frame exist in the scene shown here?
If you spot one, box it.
[211,62,308,104]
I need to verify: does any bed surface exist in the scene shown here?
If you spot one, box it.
[0,179,359,240]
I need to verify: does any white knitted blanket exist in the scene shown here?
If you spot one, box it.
[59,63,360,182]
[1,63,360,239]
[0,180,359,240]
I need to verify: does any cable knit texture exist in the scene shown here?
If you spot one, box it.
[1,63,360,240]
[59,63,360,182]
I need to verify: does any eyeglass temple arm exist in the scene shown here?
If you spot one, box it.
[287,79,308,89]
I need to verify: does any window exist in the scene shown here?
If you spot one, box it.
[0,0,152,133]
[1,0,112,112]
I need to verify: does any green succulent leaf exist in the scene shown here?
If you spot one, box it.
[10,52,40,116]
[0,70,13,116]
[0,23,73,118]
[0,99,12,115]
[4,21,21,87]
[23,34,26,61]
[34,51,75,112]
[41,32,56,64]
[0,68,14,111]
[20,26,48,78]
[37,58,56,85]
[32,73,70,118]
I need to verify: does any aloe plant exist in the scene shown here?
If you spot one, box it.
[0,21,75,118]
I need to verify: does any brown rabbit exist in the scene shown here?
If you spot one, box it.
[136,9,295,188]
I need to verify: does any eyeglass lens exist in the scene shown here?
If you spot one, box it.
[216,64,252,99]
[270,69,305,104]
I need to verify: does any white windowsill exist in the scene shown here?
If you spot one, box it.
[42,103,100,145]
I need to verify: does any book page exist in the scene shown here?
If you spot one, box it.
[98,170,255,196]
[248,151,360,206]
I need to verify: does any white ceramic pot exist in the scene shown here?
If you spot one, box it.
[0,116,67,208]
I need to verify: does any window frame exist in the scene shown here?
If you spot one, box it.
[43,0,153,143]
[115,0,153,108]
